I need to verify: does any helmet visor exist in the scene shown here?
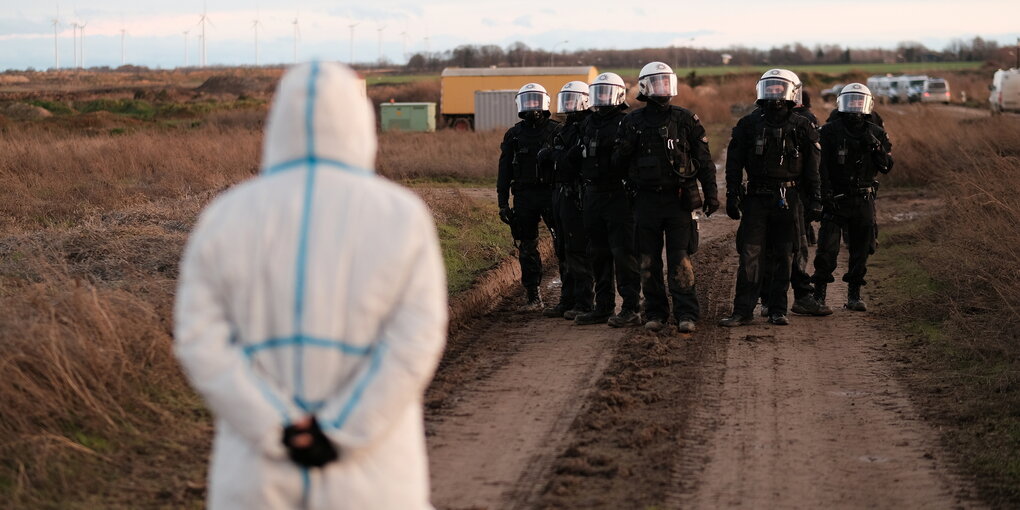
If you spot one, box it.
[837,92,874,114]
[557,90,588,113]
[642,73,677,97]
[756,78,797,102]
[590,83,624,107]
[516,91,548,112]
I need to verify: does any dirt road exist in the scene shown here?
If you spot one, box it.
[427,183,975,508]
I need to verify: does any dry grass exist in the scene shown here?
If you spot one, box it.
[0,84,509,505]
[870,109,1020,505]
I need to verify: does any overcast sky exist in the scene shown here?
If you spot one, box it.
[1,0,1017,70]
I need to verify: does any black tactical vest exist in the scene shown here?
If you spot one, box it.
[511,121,558,186]
[628,106,696,188]
[745,114,805,181]
[580,111,626,185]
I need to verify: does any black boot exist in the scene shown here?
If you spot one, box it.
[520,287,543,312]
[543,301,571,318]
[811,284,834,316]
[846,284,867,312]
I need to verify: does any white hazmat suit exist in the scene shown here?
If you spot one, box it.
[174,61,448,509]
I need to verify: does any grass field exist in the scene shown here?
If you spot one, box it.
[0,66,1014,507]
[867,111,1020,506]
[345,61,988,86]
[606,61,986,78]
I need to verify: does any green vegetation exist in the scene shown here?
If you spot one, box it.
[871,223,1020,507]
[606,61,985,78]
[28,99,74,115]
[430,190,514,295]
[365,74,439,85]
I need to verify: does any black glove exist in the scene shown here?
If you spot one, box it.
[806,201,823,222]
[702,197,720,217]
[499,206,514,225]
[282,416,339,468]
[725,193,741,220]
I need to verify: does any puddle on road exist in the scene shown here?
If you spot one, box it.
[742,335,775,343]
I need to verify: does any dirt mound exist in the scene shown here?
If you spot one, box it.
[3,103,52,120]
[194,75,268,96]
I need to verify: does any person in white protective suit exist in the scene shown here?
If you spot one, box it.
[174,61,448,509]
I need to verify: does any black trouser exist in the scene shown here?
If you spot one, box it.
[813,195,875,287]
[732,192,800,317]
[511,187,555,290]
[634,189,699,321]
[583,187,641,313]
[760,189,814,302]
[553,185,594,310]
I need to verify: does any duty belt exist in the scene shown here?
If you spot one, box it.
[747,180,797,195]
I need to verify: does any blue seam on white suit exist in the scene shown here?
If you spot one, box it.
[291,61,322,410]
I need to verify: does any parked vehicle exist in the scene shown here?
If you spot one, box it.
[989,69,1020,114]
[920,78,951,104]
[821,83,844,102]
[904,75,930,103]
[867,75,893,103]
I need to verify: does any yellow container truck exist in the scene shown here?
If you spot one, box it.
[440,66,599,130]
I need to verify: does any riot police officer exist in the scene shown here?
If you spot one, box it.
[498,83,561,311]
[811,83,892,313]
[720,69,821,327]
[759,82,822,317]
[570,72,642,327]
[615,62,719,333]
[545,81,595,318]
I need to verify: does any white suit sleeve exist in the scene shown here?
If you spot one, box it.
[318,209,448,452]
[174,212,301,459]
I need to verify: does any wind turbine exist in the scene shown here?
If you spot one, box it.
[71,21,79,68]
[196,2,213,67]
[400,29,408,62]
[376,24,386,65]
[292,14,300,64]
[120,29,128,66]
[251,17,262,66]
[51,5,61,69]
[348,23,358,64]
[80,21,87,69]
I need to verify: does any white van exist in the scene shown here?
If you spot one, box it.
[989,69,1020,113]
[920,78,951,104]
[887,76,911,103]
[904,75,930,103]
[866,76,891,103]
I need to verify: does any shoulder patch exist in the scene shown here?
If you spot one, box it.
[693,113,700,122]
[701,135,709,143]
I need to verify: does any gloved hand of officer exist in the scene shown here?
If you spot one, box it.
[807,201,824,222]
[282,416,339,468]
[702,196,720,217]
[725,193,741,220]
[499,206,514,225]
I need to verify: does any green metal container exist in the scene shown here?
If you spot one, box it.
[379,102,436,132]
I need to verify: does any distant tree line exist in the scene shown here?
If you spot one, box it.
[402,36,1010,72]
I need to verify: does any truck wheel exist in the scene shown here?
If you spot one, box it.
[452,118,472,131]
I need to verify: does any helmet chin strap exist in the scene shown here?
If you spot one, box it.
[648,96,671,107]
